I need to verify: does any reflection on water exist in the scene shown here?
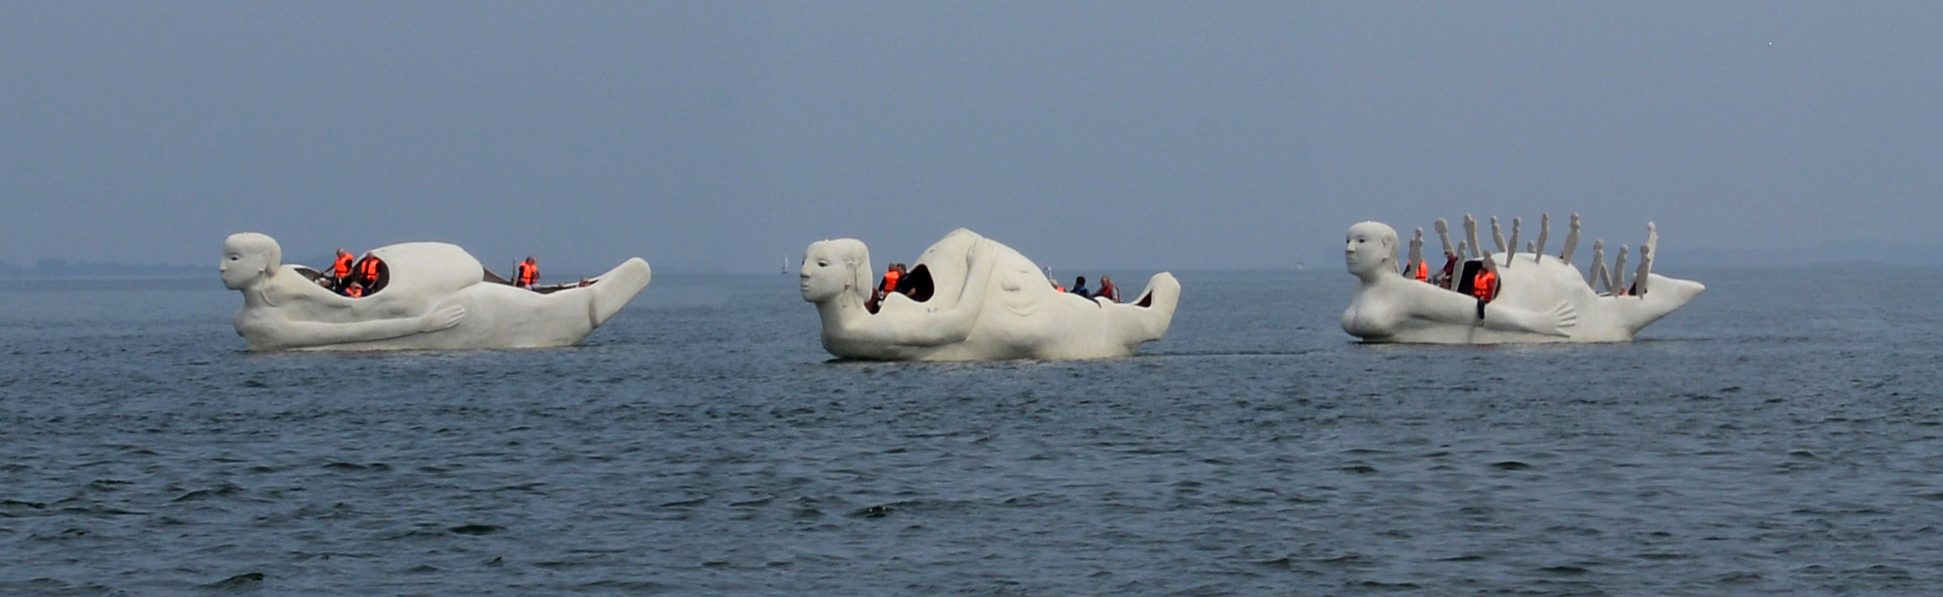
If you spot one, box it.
[1,268,1940,594]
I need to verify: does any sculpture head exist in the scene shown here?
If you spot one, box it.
[221,232,282,290]
[800,238,872,305]
[1344,221,1398,278]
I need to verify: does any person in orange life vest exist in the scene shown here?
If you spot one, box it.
[352,253,384,294]
[878,263,903,297]
[1471,258,1500,322]
[331,249,354,289]
[516,256,539,289]
[864,263,903,314]
[1402,226,1430,283]
[344,281,365,298]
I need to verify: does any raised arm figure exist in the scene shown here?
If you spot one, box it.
[1612,245,1630,296]
[1534,212,1550,262]
[1490,216,1508,255]
[1588,239,1608,292]
[1504,217,1522,267]
[1463,214,1482,260]
[1404,227,1426,279]
[1632,244,1653,296]
[1559,213,1581,263]
[1435,218,1455,257]
[1633,222,1658,295]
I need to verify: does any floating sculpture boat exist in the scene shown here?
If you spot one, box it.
[799,228,1180,360]
[220,232,650,351]
[1341,214,1703,344]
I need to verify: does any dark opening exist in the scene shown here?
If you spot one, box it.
[1456,260,1483,295]
[1134,289,1154,308]
[294,266,329,284]
[899,264,936,303]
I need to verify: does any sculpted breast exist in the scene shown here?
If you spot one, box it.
[1341,294,1398,340]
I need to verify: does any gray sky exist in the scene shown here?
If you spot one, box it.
[4,2,1939,272]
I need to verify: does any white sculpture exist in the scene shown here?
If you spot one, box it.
[221,232,650,351]
[799,229,1180,361]
[1341,218,1703,344]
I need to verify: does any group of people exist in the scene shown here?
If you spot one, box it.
[321,249,385,298]
[1051,274,1120,303]
[318,250,544,298]
[866,262,1124,312]
[1415,251,1497,303]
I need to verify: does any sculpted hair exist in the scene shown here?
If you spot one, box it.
[1352,221,1399,266]
[809,239,875,307]
[226,232,282,274]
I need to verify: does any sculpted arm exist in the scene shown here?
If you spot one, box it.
[1392,283,1572,336]
[249,305,466,349]
[880,239,1001,347]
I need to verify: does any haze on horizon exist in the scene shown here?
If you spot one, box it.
[4,3,1939,274]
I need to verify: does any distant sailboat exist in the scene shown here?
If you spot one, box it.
[783,254,790,274]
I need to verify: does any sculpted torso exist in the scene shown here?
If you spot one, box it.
[800,229,1181,361]
[222,233,650,351]
[1341,221,1704,344]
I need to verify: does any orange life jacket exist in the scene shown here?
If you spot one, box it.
[1414,259,1428,282]
[333,253,353,279]
[356,256,382,284]
[517,261,538,286]
[1472,270,1498,302]
[881,270,900,293]
[345,284,364,298]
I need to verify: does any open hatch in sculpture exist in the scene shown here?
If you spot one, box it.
[1341,213,1703,344]
[799,229,1181,361]
[221,233,651,351]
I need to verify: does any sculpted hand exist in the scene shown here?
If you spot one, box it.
[418,305,467,333]
[1540,300,1578,337]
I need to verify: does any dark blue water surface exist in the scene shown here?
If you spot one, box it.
[2,267,1940,594]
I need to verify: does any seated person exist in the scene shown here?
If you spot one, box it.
[515,256,539,289]
[1070,276,1090,298]
[1095,275,1120,303]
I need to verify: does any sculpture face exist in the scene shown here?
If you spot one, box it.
[220,233,278,290]
[799,240,866,304]
[1344,221,1398,277]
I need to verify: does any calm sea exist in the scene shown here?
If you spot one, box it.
[2,267,1939,595]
